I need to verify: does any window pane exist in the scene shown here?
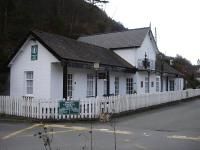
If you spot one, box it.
[67,74,73,97]
[27,80,33,87]
[126,78,133,94]
[25,71,33,95]
[31,45,38,60]
[145,77,149,93]
[87,74,94,97]
[27,87,33,94]
[115,77,119,95]
[169,80,174,91]
[156,77,159,92]
[26,72,33,79]
[151,82,154,87]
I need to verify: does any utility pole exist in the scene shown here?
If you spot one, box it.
[154,27,157,44]
[113,117,116,150]
[160,54,164,92]
[143,52,150,93]
[112,107,117,150]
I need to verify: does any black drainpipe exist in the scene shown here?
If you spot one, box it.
[166,76,169,91]
[63,62,68,99]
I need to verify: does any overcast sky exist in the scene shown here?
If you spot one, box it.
[105,0,200,65]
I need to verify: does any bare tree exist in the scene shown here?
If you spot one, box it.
[0,0,15,38]
[34,124,54,150]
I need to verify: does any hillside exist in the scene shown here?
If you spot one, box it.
[0,0,125,50]
[0,0,125,94]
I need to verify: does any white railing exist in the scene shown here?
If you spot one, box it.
[0,89,200,120]
[99,89,200,114]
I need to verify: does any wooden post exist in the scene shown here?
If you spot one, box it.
[63,62,68,99]
[95,70,98,97]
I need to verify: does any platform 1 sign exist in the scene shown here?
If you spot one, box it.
[59,100,80,115]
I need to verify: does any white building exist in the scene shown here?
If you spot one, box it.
[79,27,184,94]
[8,27,184,99]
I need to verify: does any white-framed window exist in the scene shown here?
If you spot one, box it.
[145,77,149,93]
[126,78,133,94]
[141,81,143,88]
[151,81,154,87]
[115,77,119,95]
[25,71,33,95]
[31,45,38,60]
[103,79,107,95]
[156,77,159,92]
[87,74,94,97]
[67,74,73,97]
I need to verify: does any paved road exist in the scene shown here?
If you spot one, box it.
[0,98,200,150]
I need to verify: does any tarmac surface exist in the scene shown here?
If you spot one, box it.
[0,97,200,150]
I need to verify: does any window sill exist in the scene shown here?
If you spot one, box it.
[23,95,34,98]
[86,96,95,98]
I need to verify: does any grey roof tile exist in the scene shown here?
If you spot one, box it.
[31,30,134,69]
[156,56,182,75]
[78,27,150,49]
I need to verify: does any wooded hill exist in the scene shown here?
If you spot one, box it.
[0,0,125,51]
[0,0,125,94]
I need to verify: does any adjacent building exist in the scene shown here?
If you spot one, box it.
[194,65,200,82]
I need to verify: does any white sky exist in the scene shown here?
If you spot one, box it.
[105,0,200,64]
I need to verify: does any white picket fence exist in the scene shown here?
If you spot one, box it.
[0,97,100,120]
[0,89,200,120]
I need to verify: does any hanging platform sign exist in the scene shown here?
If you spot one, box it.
[31,45,38,60]
[59,100,80,115]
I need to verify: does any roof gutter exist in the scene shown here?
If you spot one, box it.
[110,46,140,50]
[61,58,136,72]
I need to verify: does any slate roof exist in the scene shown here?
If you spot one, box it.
[156,57,182,76]
[30,30,134,69]
[78,27,150,49]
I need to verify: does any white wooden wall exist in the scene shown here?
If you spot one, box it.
[9,36,60,99]
[113,32,157,68]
